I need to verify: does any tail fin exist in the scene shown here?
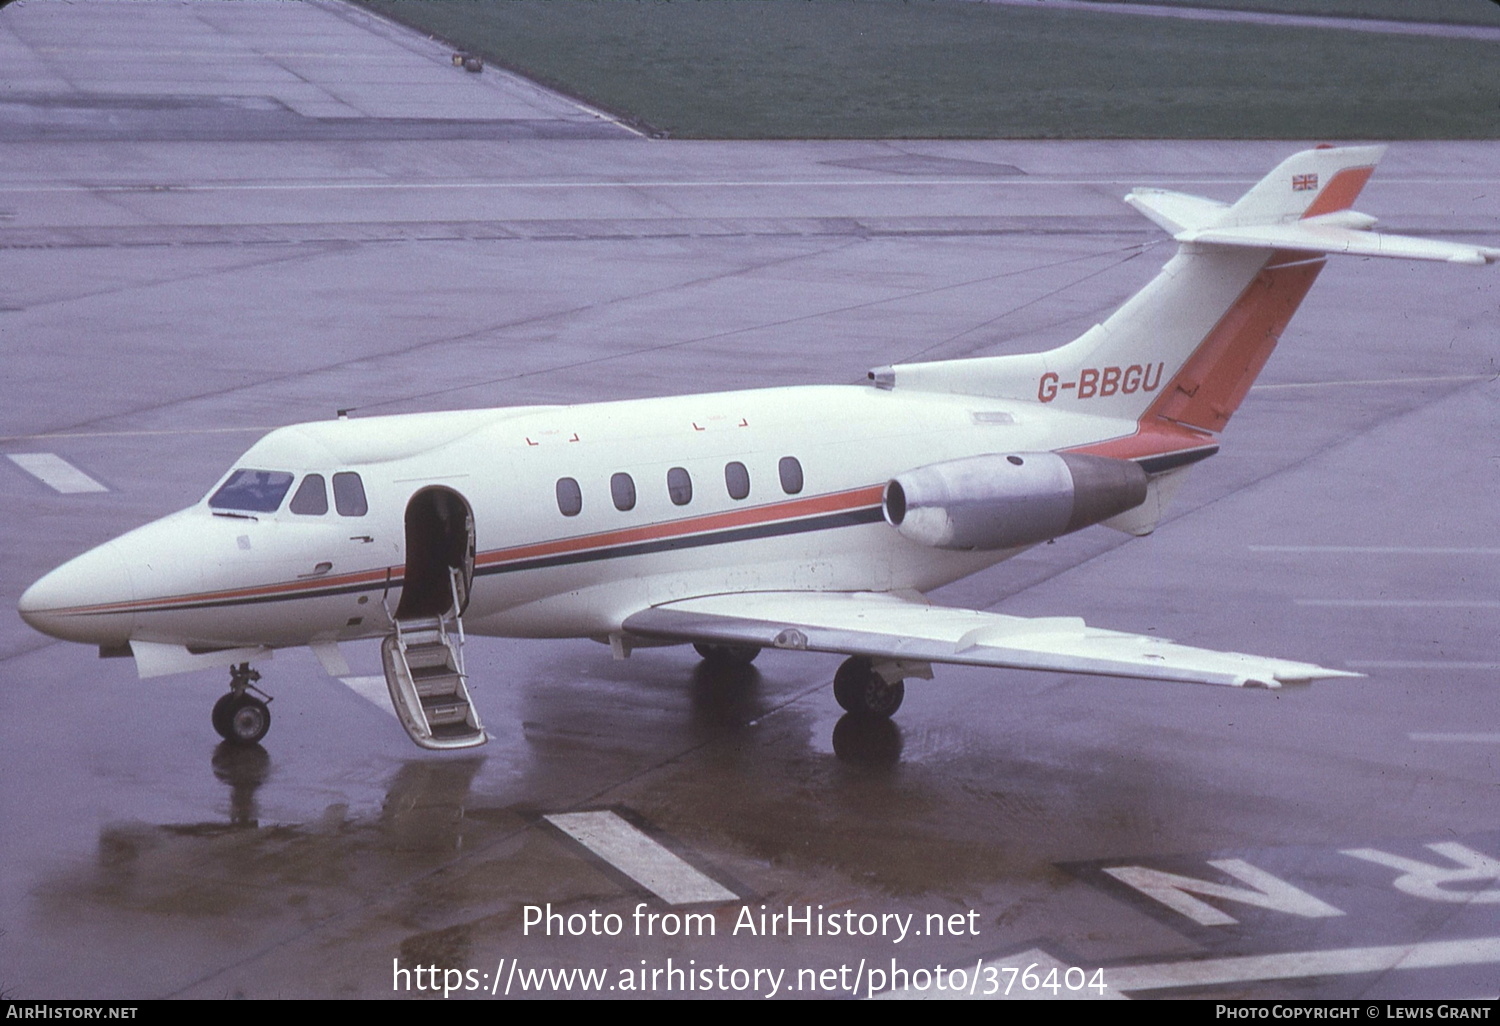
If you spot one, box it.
[873,146,1496,457]
[1216,144,1383,226]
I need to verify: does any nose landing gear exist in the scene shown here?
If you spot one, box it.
[212,662,273,746]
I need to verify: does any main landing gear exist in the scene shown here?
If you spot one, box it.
[833,656,931,719]
[212,662,272,746]
[693,642,761,667]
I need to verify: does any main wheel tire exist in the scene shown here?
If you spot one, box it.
[223,694,271,746]
[833,657,905,718]
[211,692,238,740]
[693,642,760,666]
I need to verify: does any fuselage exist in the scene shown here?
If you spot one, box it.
[18,382,1153,655]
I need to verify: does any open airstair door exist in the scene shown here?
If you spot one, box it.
[383,487,486,750]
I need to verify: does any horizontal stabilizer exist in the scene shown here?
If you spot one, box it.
[1124,188,1228,234]
[1181,220,1500,265]
[625,592,1359,689]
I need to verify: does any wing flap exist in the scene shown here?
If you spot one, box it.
[623,591,1357,689]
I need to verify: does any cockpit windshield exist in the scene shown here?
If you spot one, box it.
[209,469,294,513]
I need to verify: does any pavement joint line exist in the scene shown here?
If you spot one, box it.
[1409,732,1500,743]
[1,176,1495,195]
[1348,661,1500,671]
[6,452,108,493]
[1295,599,1500,608]
[1252,374,1496,391]
[1251,546,1500,555]
[982,0,1500,42]
[542,810,738,906]
[1,426,277,442]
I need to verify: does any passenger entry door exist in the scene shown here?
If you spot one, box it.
[395,487,476,621]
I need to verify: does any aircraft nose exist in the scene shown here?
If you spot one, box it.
[18,540,136,645]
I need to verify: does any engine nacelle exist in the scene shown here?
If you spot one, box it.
[883,451,1148,551]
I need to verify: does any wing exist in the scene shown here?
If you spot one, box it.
[623,591,1358,688]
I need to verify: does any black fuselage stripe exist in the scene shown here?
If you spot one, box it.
[475,506,885,579]
[108,505,885,615]
[113,578,383,615]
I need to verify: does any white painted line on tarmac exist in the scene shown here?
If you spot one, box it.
[2,176,1493,196]
[544,810,738,905]
[0,178,1149,194]
[1108,936,1500,994]
[1296,599,1500,609]
[1410,732,1500,744]
[6,452,107,493]
[1349,661,1500,672]
[340,675,397,719]
[1253,374,1494,391]
[1252,546,1500,555]
[32,48,427,59]
[983,0,1500,42]
[1,426,273,443]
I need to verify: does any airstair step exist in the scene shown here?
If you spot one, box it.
[412,662,459,681]
[430,722,484,741]
[381,599,481,749]
[415,675,462,700]
[421,697,471,726]
[407,649,457,672]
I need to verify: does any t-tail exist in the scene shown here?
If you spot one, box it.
[870,146,1497,477]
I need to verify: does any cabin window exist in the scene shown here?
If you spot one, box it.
[332,472,367,516]
[667,467,693,506]
[778,456,803,495]
[725,461,750,501]
[289,474,329,515]
[610,472,636,512]
[556,477,582,517]
[209,469,294,513]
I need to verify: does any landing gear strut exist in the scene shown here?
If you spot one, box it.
[212,662,272,746]
[833,656,906,719]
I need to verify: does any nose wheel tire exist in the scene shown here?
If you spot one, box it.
[833,656,905,719]
[213,692,271,745]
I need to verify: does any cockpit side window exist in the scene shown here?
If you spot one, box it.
[332,472,368,517]
[289,474,329,515]
[209,469,294,513]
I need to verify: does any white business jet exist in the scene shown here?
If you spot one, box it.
[19,146,1498,751]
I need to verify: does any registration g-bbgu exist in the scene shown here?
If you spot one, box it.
[1037,362,1166,403]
